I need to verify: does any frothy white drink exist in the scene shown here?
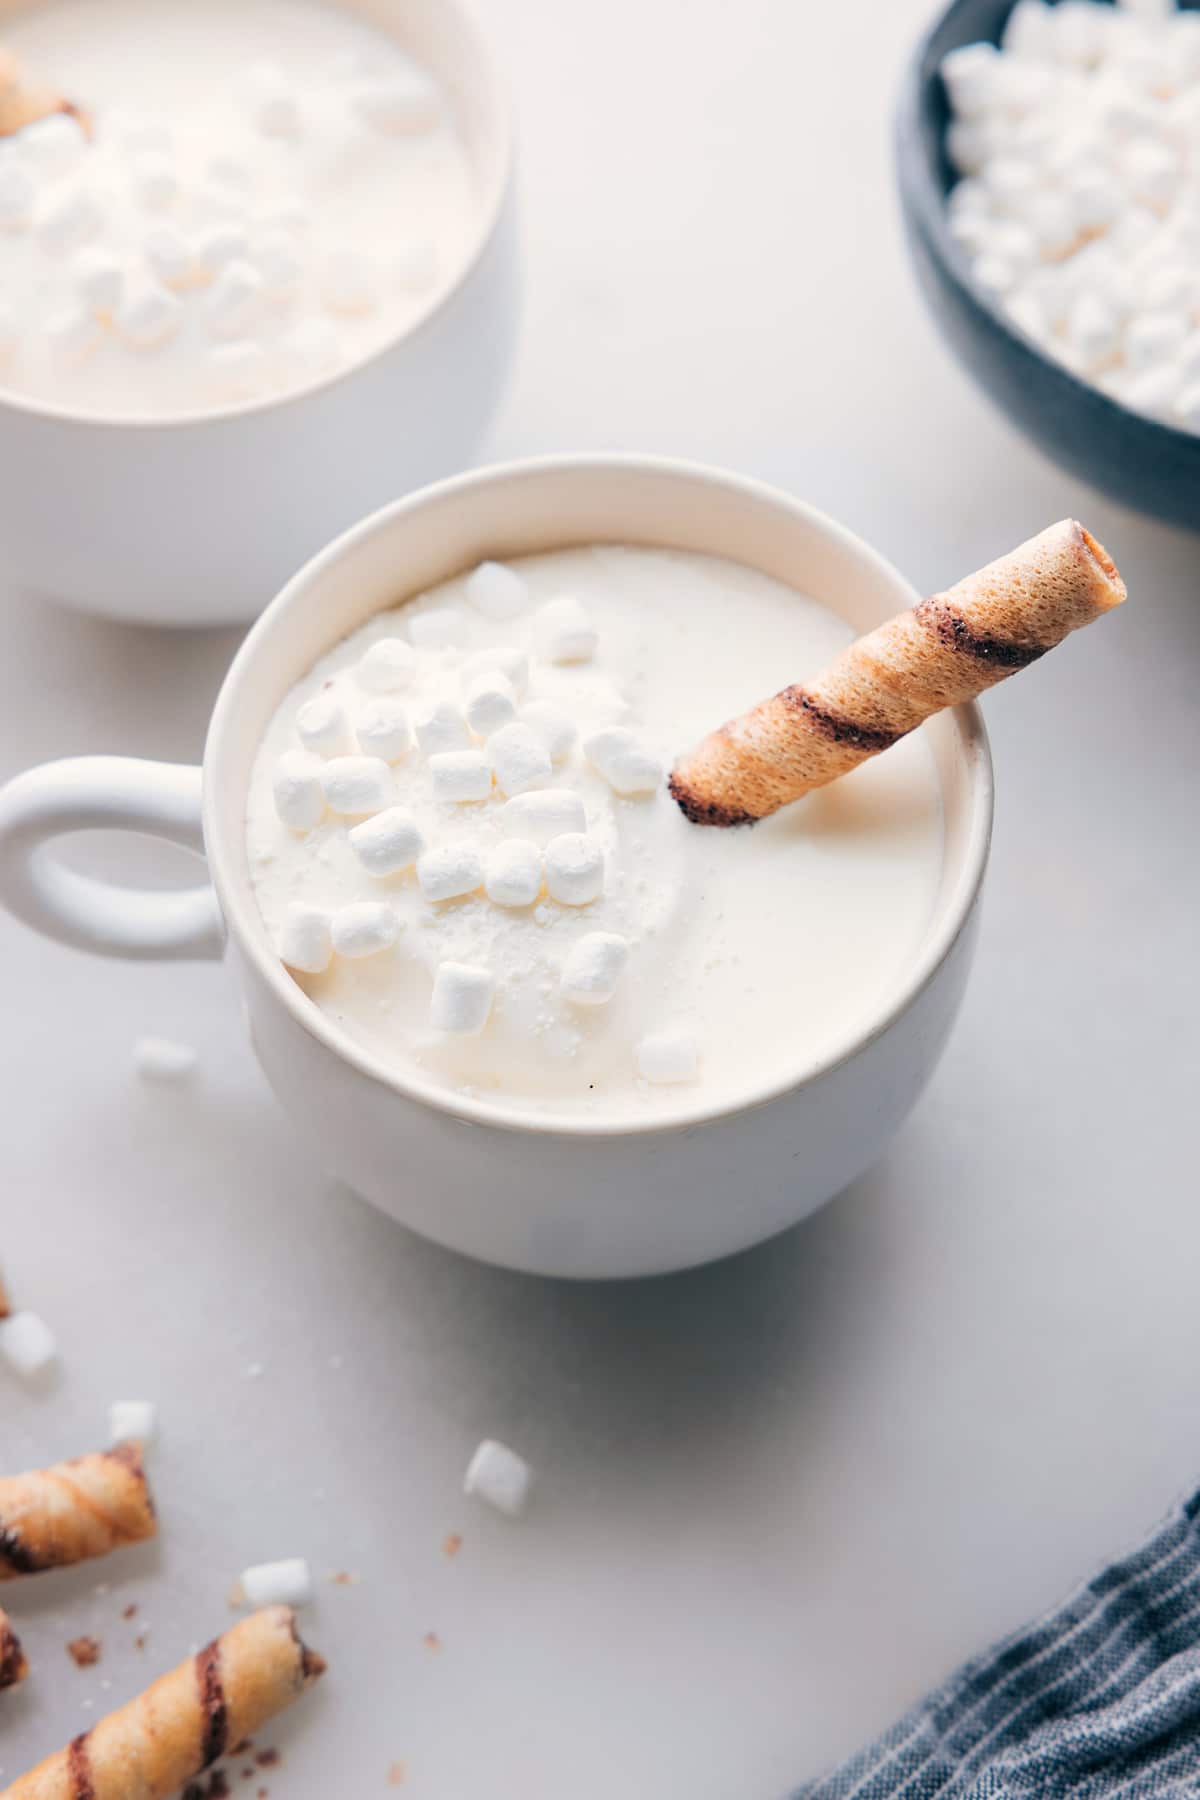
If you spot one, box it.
[0,0,477,416]
[246,547,945,1124]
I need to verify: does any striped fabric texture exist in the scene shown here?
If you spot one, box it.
[796,1490,1200,1800]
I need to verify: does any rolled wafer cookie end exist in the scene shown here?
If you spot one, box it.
[0,47,91,137]
[0,1441,157,1580]
[0,1607,27,1689]
[671,519,1126,827]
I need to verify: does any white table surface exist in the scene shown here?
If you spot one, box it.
[3,0,1200,1795]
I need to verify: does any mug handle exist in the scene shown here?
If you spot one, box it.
[0,757,224,961]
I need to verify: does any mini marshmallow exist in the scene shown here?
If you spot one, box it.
[109,1401,157,1446]
[321,756,394,816]
[635,1026,700,1085]
[0,1311,58,1379]
[583,728,663,796]
[1126,308,1188,369]
[205,151,252,191]
[273,750,326,830]
[20,111,88,177]
[354,637,416,694]
[74,248,126,315]
[143,224,195,289]
[278,902,334,973]
[356,697,412,762]
[561,932,629,1006]
[534,595,598,664]
[415,700,471,756]
[485,838,542,908]
[321,249,376,316]
[255,227,303,298]
[407,606,465,649]
[207,340,269,401]
[116,282,183,350]
[132,152,179,212]
[351,71,443,135]
[501,789,586,845]
[240,1559,313,1609]
[296,692,354,758]
[460,644,530,696]
[46,305,103,365]
[544,833,604,906]
[464,671,517,737]
[330,901,398,958]
[463,1439,533,1517]
[431,749,493,803]
[488,722,553,797]
[940,42,1004,117]
[37,185,104,254]
[416,843,484,901]
[243,63,303,140]
[1068,291,1122,364]
[519,701,577,764]
[429,961,493,1034]
[133,1036,197,1082]
[1176,379,1200,427]
[0,163,35,233]
[348,806,425,876]
[195,221,251,277]
[205,258,264,340]
[465,561,530,620]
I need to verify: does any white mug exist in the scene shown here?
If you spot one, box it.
[0,457,993,1278]
[0,0,518,628]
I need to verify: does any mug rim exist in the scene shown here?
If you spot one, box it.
[0,0,514,435]
[203,452,995,1141]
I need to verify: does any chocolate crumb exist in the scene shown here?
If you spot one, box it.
[208,1774,230,1800]
[67,1636,102,1667]
[254,1749,280,1769]
[327,1569,359,1586]
[122,1603,138,1620]
[258,1790,268,1798]
[442,1534,463,1559]
[422,1631,441,1652]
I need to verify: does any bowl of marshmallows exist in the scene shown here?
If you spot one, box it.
[897,0,1200,532]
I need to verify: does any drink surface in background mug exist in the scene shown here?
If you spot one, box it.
[0,0,478,416]
[247,545,946,1123]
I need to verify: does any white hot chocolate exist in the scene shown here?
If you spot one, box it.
[0,0,478,417]
[246,546,946,1124]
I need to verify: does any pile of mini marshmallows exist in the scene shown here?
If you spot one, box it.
[0,56,443,407]
[270,562,698,1086]
[942,0,1200,428]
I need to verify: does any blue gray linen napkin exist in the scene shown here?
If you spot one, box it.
[796,1489,1200,1799]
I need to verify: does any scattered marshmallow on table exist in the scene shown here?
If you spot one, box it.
[501,789,587,845]
[320,755,394,815]
[584,728,663,796]
[240,1558,313,1609]
[545,833,604,906]
[636,1027,700,1085]
[348,807,426,876]
[464,670,517,737]
[430,961,494,1034]
[561,932,629,1005]
[520,700,577,763]
[354,638,416,694]
[296,692,354,758]
[133,1037,198,1082]
[273,749,326,830]
[0,1311,58,1379]
[430,749,493,803]
[534,595,598,664]
[464,1439,533,1518]
[417,843,484,901]
[279,902,334,973]
[488,722,553,797]
[465,561,530,620]
[485,838,543,908]
[110,1400,157,1447]
[331,901,398,958]
[356,697,412,762]
[415,700,471,756]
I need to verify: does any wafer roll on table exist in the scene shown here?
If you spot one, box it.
[0,48,89,136]
[0,1444,156,1579]
[670,520,1126,826]
[0,1608,27,1689]
[2,1606,325,1799]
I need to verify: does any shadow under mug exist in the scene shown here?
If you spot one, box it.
[0,456,994,1278]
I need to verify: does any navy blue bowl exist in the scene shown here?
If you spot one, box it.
[896,0,1200,532]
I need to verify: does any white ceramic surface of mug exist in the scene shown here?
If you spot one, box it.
[0,0,518,629]
[0,458,993,1278]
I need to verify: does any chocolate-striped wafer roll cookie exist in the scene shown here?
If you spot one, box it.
[670,520,1125,826]
[0,49,88,136]
[0,1444,156,1579]
[3,1606,325,1799]
[0,1608,27,1689]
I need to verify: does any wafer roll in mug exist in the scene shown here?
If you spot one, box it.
[0,1444,156,1579]
[3,1606,325,1799]
[670,520,1125,826]
[0,1608,27,1689]
[0,49,88,136]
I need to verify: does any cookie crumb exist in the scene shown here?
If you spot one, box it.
[67,1636,101,1667]
[122,1603,138,1620]
[442,1533,463,1558]
[388,1763,406,1787]
[422,1631,441,1653]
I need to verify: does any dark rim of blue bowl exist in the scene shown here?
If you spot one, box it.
[896,0,1200,461]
